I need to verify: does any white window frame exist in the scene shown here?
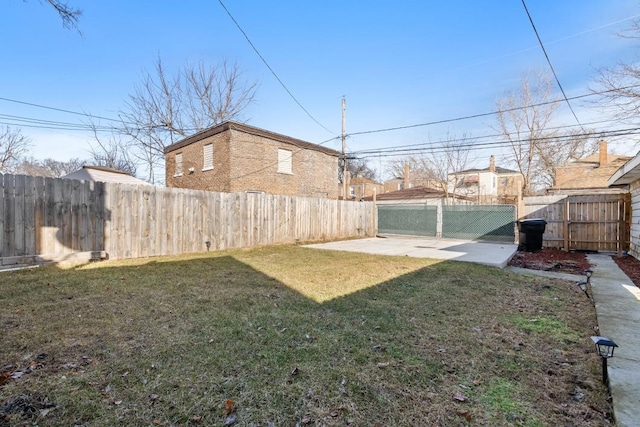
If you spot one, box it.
[349,186,356,198]
[202,143,213,171]
[277,149,293,175]
[174,152,183,177]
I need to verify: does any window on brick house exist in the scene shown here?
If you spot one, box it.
[277,149,293,174]
[203,143,213,171]
[349,186,356,198]
[175,152,183,177]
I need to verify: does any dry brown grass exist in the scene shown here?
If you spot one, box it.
[0,245,613,426]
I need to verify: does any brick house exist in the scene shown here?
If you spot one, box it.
[382,164,445,193]
[345,176,384,201]
[548,141,632,195]
[164,121,340,198]
[362,186,474,205]
[448,156,523,204]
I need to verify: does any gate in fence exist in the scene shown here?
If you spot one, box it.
[523,193,631,253]
[377,204,516,242]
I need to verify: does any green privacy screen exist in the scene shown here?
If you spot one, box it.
[377,204,516,242]
[377,205,438,236]
[441,205,515,241]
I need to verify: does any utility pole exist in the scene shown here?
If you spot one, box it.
[341,97,347,200]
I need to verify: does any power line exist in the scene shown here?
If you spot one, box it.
[353,118,621,155]
[347,84,640,138]
[353,126,640,159]
[0,96,123,124]
[521,0,584,129]
[216,0,336,136]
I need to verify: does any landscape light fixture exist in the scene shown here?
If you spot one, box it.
[591,336,618,384]
[585,269,593,285]
[205,241,211,251]
[576,280,589,297]
[576,269,595,301]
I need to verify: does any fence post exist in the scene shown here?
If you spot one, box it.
[563,197,569,251]
[436,203,443,238]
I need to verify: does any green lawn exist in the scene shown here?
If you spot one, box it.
[0,245,612,426]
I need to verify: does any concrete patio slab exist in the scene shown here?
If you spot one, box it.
[304,235,518,268]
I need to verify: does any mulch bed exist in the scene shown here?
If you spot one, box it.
[613,254,640,287]
[509,248,640,288]
[508,248,591,275]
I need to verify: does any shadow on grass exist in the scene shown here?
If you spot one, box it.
[0,247,611,426]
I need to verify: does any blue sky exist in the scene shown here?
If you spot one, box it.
[1,0,639,178]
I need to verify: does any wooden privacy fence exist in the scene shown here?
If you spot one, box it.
[0,173,375,266]
[523,193,631,253]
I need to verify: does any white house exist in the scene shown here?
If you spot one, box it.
[448,156,522,204]
[62,166,151,186]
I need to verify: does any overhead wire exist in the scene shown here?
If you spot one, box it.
[2,83,638,147]
[0,96,124,124]
[352,118,623,155]
[353,126,640,159]
[345,84,640,138]
[521,0,584,130]
[216,0,337,136]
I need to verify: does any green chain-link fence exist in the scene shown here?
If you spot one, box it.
[377,204,516,242]
[377,205,437,236]
[442,205,515,241]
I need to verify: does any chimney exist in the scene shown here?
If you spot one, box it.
[489,155,496,173]
[599,140,608,166]
[403,164,410,189]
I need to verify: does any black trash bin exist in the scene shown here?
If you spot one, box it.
[517,218,547,252]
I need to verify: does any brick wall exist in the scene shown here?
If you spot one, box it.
[165,131,232,192]
[165,127,339,198]
[554,166,590,187]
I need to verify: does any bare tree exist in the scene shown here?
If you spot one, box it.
[89,130,138,177]
[385,133,474,201]
[45,0,82,30]
[106,56,257,183]
[347,157,377,180]
[591,19,640,126]
[415,135,474,200]
[0,126,31,173]
[533,131,599,188]
[494,70,559,195]
[14,157,87,177]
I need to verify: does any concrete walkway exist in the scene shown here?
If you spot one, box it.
[304,236,518,268]
[586,254,640,427]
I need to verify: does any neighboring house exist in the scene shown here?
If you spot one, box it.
[62,166,150,185]
[608,150,640,258]
[548,141,632,195]
[448,156,522,204]
[164,121,340,199]
[345,176,384,201]
[362,186,473,205]
[382,165,445,194]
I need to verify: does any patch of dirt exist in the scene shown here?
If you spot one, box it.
[509,248,592,275]
[509,248,640,288]
[613,254,640,287]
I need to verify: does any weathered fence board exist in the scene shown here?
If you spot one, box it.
[0,173,374,265]
[523,193,631,253]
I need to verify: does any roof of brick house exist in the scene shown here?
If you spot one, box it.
[164,121,341,157]
[362,186,471,201]
[551,141,632,190]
